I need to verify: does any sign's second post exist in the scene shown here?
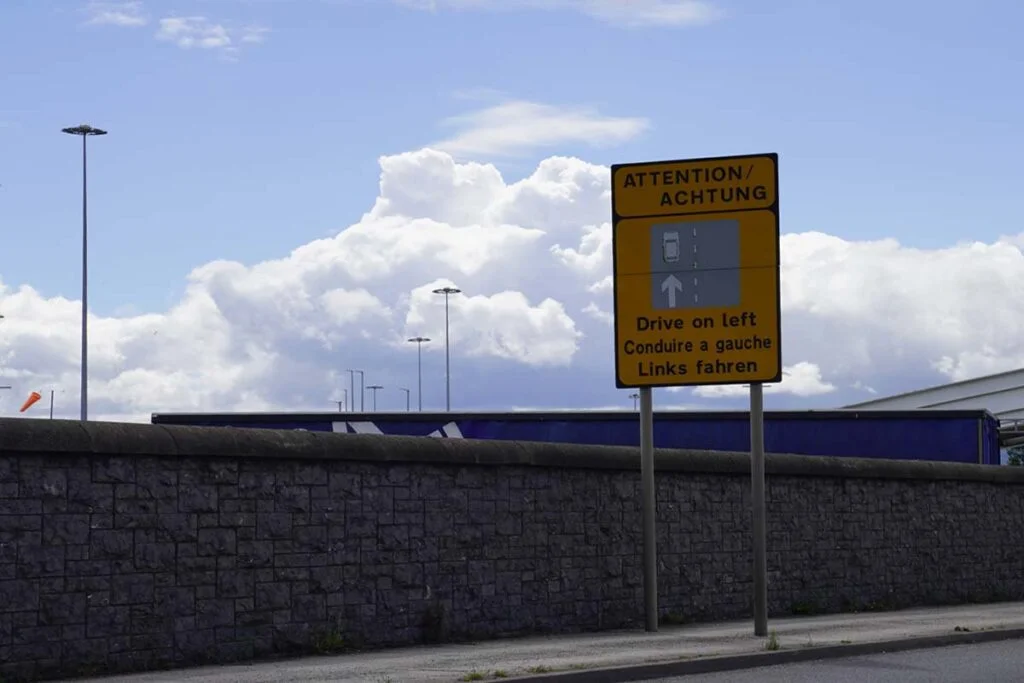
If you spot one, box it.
[638,386,656,632]
[750,382,767,636]
[610,152,782,637]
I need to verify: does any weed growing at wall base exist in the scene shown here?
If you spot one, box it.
[660,610,688,625]
[790,601,819,616]
[312,629,347,654]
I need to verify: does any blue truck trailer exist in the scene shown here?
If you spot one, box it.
[150,408,1002,465]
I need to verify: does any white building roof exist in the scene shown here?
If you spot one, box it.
[844,367,1024,426]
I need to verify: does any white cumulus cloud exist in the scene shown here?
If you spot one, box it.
[431,100,649,159]
[394,0,723,27]
[156,17,233,49]
[79,3,269,58]
[1,146,1023,421]
[83,1,147,27]
[689,362,837,399]
[154,16,270,57]
[240,25,271,44]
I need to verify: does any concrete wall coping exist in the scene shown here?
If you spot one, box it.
[1,417,1020,484]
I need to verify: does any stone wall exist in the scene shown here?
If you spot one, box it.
[1,418,1023,681]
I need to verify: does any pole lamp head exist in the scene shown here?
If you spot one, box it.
[62,124,108,137]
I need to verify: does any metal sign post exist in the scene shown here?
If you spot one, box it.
[639,386,657,631]
[750,382,767,636]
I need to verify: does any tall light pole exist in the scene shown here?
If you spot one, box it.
[345,370,356,412]
[398,387,410,412]
[630,393,640,410]
[62,124,107,422]
[366,384,383,411]
[347,369,364,412]
[431,286,462,412]
[407,336,430,411]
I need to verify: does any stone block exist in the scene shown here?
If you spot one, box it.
[87,605,131,638]
[256,513,293,540]
[178,485,218,513]
[0,580,39,613]
[196,598,235,629]
[198,528,237,556]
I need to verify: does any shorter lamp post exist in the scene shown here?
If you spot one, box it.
[366,384,383,411]
[431,286,462,411]
[333,392,348,412]
[346,369,364,412]
[407,336,430,411]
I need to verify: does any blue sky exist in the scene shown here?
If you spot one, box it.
[3,0,1022,314]
[1,0,1024,419]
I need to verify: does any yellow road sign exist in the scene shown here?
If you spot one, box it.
[611,153,781,388]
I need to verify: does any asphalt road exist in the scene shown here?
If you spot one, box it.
[639,639,1024,683]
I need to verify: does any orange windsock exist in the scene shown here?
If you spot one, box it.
[19,391,42,413]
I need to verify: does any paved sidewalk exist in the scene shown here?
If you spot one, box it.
[69,602,1024,683]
